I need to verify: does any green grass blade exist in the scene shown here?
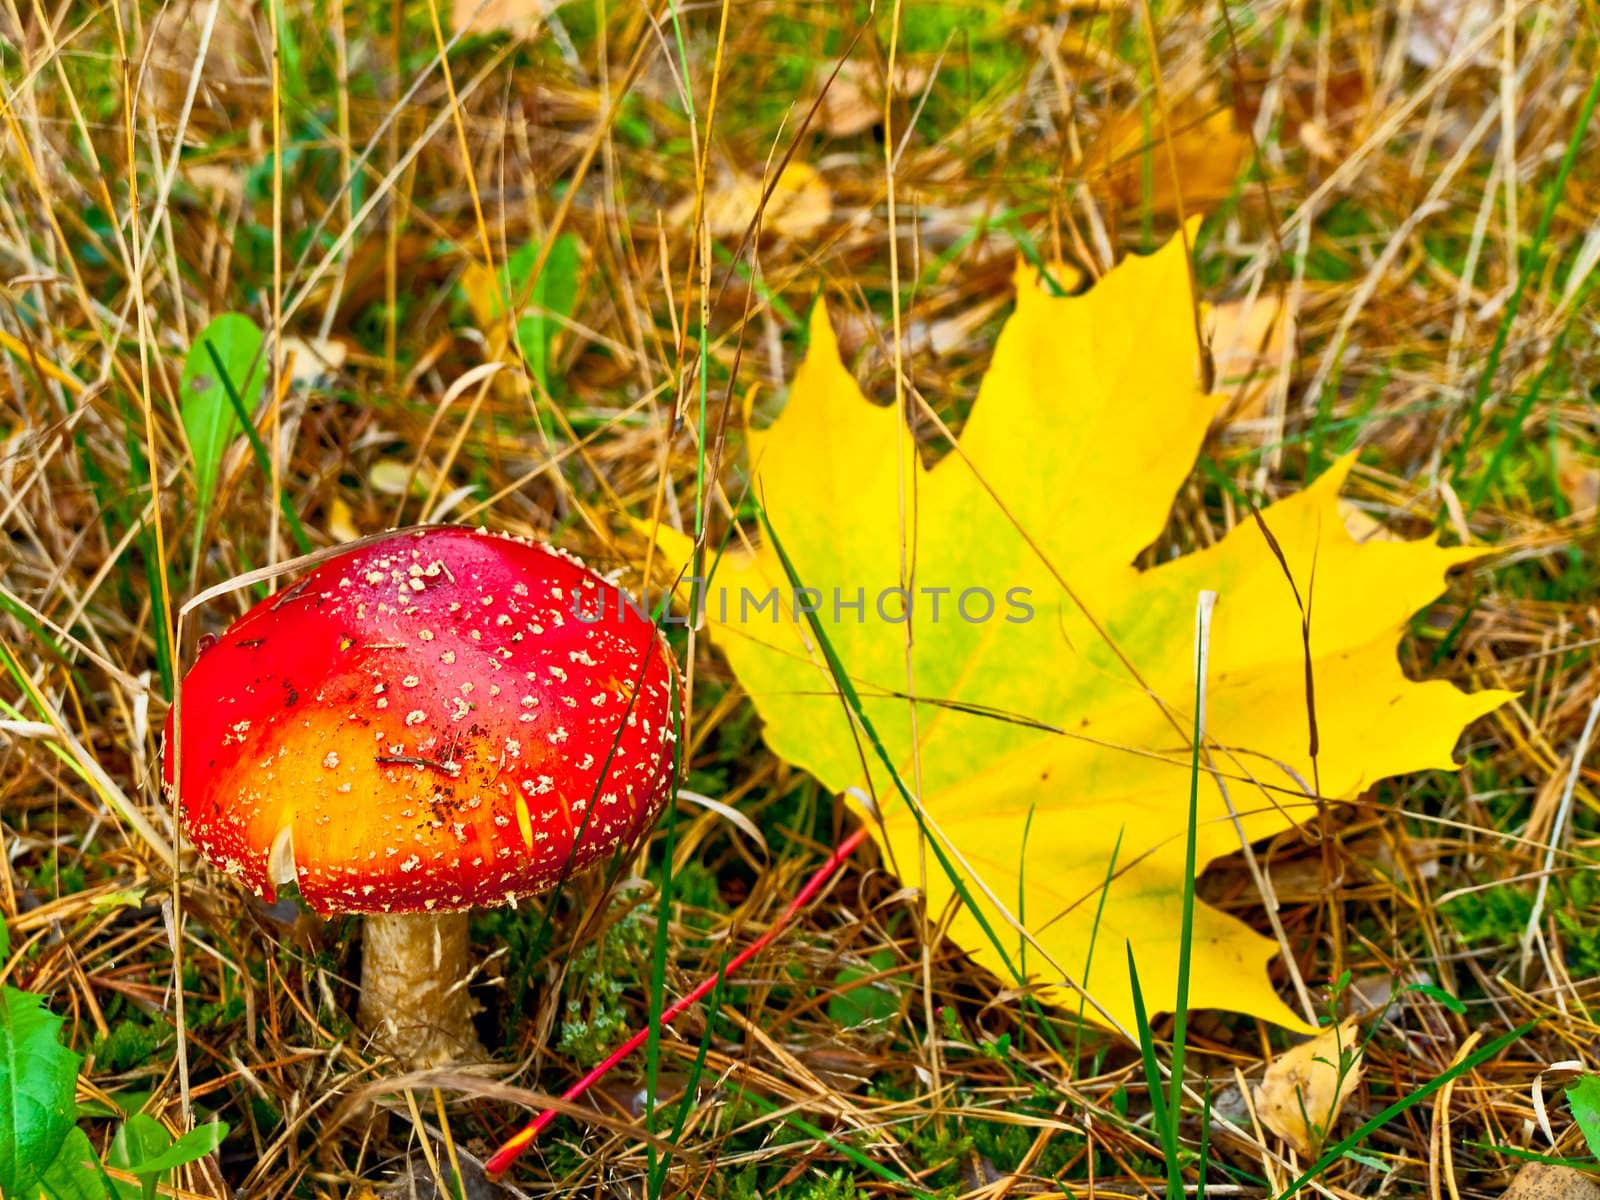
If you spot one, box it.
[1073,827,1124,1068]
[1275,1022,1534,1198]
[754,506,1026,987]
[1125,944,1171,1153]
[506,234,581,396]
[643,792,677,1196]
[1166,593,1215,1192]
[651,952,729,1198]
[1465,272,1593,516]
[1451,68,1600,486]
[645,659,688,1200]
[201,341,313,557]
[730,1087,936,1200]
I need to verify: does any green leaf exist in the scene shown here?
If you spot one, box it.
[180,313,266,523]
[1566,1075,1600,1158]
[508,234,581,394]
[105,1116,226,1200]
[108,1114,171,1200]
[1,918,9,960]
[38,1127,113,1200]
[88,889,145,915]
[827,950,899,1028]
[1404,980,1467,1015]
[0,986,82,1197]
[126,1119,227,1177]
[74,1090,154,1122]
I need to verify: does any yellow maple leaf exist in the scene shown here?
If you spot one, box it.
[649,230,1511,1032]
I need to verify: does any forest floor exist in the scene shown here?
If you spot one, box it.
[2,1,1599,1197]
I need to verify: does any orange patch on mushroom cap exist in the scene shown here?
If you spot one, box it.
[164,527,679,914]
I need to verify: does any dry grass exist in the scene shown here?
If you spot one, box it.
[2,0,1599,1196]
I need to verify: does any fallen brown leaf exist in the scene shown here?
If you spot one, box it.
[1098,94,1249,215]
[183,163,243,201]
[452,0,545,39]
[818,59,930,137]
[672,162,832,240]
[327,496,361,544]
[279,334,347,390]
[1556,442,1600,516]
[1206,292,1293,424]
[146,5,254,114]
[1299,120,1339,162]
[1255,1020,1365,1158]
[369,458,437,498]
[1407,0,1497,69]
[1501,1163,1600,1200]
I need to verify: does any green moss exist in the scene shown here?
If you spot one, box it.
[1443,868,1600,978]
[91,1017,165,1074]
[473,895,558,1018]
[249,1094,282,1133]
[969,1115,1085,1178]
[556,901,650,1067]
[24,849,86,896]
[787,1169,866,1200]
[651,858,729,935]
[191,992,246,1033]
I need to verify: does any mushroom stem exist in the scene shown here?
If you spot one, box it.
[357,911,484,1066]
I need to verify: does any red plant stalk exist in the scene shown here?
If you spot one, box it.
[484,825,870,1179]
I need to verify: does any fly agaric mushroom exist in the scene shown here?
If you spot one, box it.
[163,527,679,1065]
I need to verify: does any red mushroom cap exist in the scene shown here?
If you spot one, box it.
[163,527,679,914]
